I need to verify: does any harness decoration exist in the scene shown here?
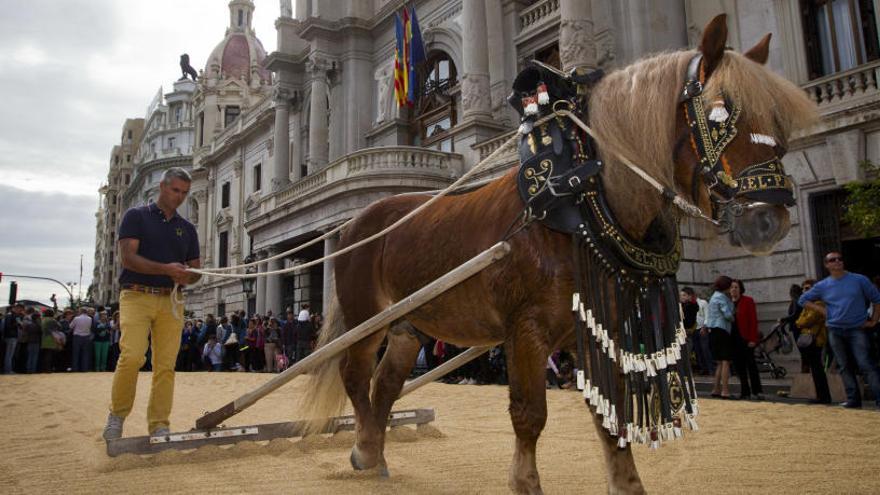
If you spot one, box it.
[508,61,706,449]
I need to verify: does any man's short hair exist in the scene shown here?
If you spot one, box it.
[161,167,192,184]
[681,287,695,296]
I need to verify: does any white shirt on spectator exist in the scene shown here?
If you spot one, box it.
[203,342,222,365]
[70,314,93,337]
[297,309,310,322]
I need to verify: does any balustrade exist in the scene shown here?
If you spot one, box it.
[802,61,880,109]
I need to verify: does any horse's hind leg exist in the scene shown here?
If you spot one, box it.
[366,321,423,472]
[591,413,645,494]
[505,321,548,495]
[341,328,387,473]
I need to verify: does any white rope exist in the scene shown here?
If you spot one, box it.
[185,115,546,280]
[187,107,718,281]
[170,283,185,320]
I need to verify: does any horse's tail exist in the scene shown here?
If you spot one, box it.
[298,278,350,433]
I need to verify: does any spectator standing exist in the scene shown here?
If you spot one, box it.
[3,304,23,374]
[40,309,63,372]
[244,318,259,371]
[730,280,764,400]
[108,311,121,371]
[264,318,281,373]
[22,308,42,374]
[93,313,111,372]
[202,335,223,371]
[679,288,701,372]
[694,290,714,375]
[294,304,313,362]
[281,309,296,364]
[706,276,735,399]
[69,308,94,372]
[799,252,880,409]
[795,279,831,404]
[177,321,195,371]
[779,284,807,373]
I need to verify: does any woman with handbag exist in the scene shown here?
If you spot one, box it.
[795,279,832,404]
[706,276,736,399]
[40,309,64,372]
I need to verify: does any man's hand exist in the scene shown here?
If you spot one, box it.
[165,262,191,285]
[747,341,756,348]
[862,320,878,329]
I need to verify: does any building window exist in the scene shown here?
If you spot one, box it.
[217,302,226,317]
[802,0,879,79]
[111,195,117,205]
[535,43,561,69]
[221,181,231,208]
[125,174,130,185]
[238,9,244,27]
[418,51,458,150]
[168,136,176,149]
[175,106,183,123]
[126,154,131,163]
[253,163,262,192]
[225,106,240,127]
[218,231,229,268]
[127,129,133,141]
[198,112,205,146]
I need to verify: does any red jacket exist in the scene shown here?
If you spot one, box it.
[735,295,759,344]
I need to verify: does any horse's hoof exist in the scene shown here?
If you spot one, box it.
[349,445,377,471]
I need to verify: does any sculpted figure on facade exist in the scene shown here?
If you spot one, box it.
[280,0,292,18]
[374,61,393,124]
[460,73,491,117]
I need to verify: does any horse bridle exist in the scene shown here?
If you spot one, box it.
[679,54,795,232]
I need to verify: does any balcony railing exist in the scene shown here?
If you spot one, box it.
[802,60,880,110]
[267,146,464,213]
[519,0,560,31]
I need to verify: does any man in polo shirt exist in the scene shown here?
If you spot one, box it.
[103,167,201,441]
[799,251,880,409]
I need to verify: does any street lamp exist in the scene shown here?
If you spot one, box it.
[240,254,257,295]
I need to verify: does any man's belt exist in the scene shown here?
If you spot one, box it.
[121,283,174,295]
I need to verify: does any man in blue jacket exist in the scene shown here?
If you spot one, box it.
[799,251,880,408]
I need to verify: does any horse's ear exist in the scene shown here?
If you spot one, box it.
[744,33,771,65]
[699,14,728,77]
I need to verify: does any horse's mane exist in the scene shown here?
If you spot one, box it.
[589,50,818,189]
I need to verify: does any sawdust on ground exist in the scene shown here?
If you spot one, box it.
[0,372,878,494]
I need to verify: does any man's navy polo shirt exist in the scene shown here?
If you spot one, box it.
[117,202,200,288]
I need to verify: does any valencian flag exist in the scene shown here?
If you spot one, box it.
[394,5,426,107]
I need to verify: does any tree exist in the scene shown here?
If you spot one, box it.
[843,161,880,238]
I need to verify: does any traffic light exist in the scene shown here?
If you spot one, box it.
[8,281,18,305]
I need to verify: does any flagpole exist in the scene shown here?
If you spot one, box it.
[79,254,83,301]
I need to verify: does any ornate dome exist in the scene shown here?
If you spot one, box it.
[204,0,271,85]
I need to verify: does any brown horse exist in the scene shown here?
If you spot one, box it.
[300,15,816,494]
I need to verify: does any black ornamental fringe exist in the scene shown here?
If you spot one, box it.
[570,236,700,449]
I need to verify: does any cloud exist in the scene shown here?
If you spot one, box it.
[0,185,97,305]
[0,0,278,301]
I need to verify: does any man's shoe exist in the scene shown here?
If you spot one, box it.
[102,413,124,441]
[753,394,765,401]
[840,401,862,409]
[150,427,171,438]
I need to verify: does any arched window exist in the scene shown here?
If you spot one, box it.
[417,51,458,152]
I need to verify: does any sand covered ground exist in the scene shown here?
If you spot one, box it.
[0,371,878,494]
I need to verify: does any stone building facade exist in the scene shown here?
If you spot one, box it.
[94,0,880,334]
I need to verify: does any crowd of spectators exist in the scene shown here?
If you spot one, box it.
[5,252,879,411]
[1,303,322,375]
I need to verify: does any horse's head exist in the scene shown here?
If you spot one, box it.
[673,15,817,255]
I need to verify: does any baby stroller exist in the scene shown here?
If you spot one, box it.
[754,323,793,379]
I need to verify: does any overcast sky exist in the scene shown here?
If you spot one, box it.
[0,0,277,305]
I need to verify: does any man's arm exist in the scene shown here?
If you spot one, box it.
[119,238,190,283]
[865,302,880,328]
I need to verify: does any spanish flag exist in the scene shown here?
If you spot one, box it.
[394,6,426,108]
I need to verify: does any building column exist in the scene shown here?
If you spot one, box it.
[322,232,337,313]
[307,59,330,174]
[265,247,283,316]
[273,89,291,191]
[461,0,492,120]
[290,97,303,181]
[193,190,208,263]
[256,251,268,315]
[559,0,596,72]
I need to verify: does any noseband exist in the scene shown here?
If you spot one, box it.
[679,54,794,232]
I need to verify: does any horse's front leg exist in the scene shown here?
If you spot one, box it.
[590,412,645,494]
[505,321,548,495]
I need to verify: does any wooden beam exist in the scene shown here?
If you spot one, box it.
[195,241,511,430]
